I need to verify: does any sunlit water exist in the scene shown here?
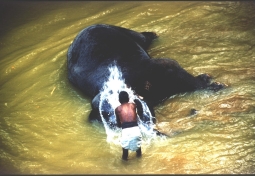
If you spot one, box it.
[0,1,255,174]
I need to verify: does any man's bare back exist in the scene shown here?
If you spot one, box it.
[115,103,137,127]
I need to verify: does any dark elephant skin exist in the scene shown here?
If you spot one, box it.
[67,24,225,130]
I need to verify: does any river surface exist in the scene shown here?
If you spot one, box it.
[0,1,255,174]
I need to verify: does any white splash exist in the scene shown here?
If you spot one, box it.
[98,64,157,145]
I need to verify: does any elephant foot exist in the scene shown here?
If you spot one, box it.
[209,82,227,92]
[196,73,212,85]
[141,31,158,41]
[197,74,227,92]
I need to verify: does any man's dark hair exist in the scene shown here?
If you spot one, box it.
[119,91,129,104]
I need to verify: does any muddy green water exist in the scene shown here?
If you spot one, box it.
[0,1,255,174]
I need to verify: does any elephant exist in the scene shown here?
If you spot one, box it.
[67,24,225,133]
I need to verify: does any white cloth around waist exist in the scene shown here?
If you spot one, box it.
[120,126,142,151]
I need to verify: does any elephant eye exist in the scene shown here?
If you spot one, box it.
[144,81,152,91]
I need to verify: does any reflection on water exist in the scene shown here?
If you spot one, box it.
[0,1,255,174]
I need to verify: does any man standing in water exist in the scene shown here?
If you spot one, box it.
[115,91,142,161]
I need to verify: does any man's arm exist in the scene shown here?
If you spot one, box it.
[115,108,121,128]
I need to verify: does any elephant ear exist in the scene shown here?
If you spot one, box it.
[91,93,101,109]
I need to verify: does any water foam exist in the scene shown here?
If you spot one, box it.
[98,64,157,145]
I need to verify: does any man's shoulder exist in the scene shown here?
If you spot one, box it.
[129,102,136,107]
[115,106,120,111]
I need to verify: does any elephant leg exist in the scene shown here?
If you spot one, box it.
[109,25,158,50]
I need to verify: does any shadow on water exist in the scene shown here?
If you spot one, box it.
[0,1,54,41]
